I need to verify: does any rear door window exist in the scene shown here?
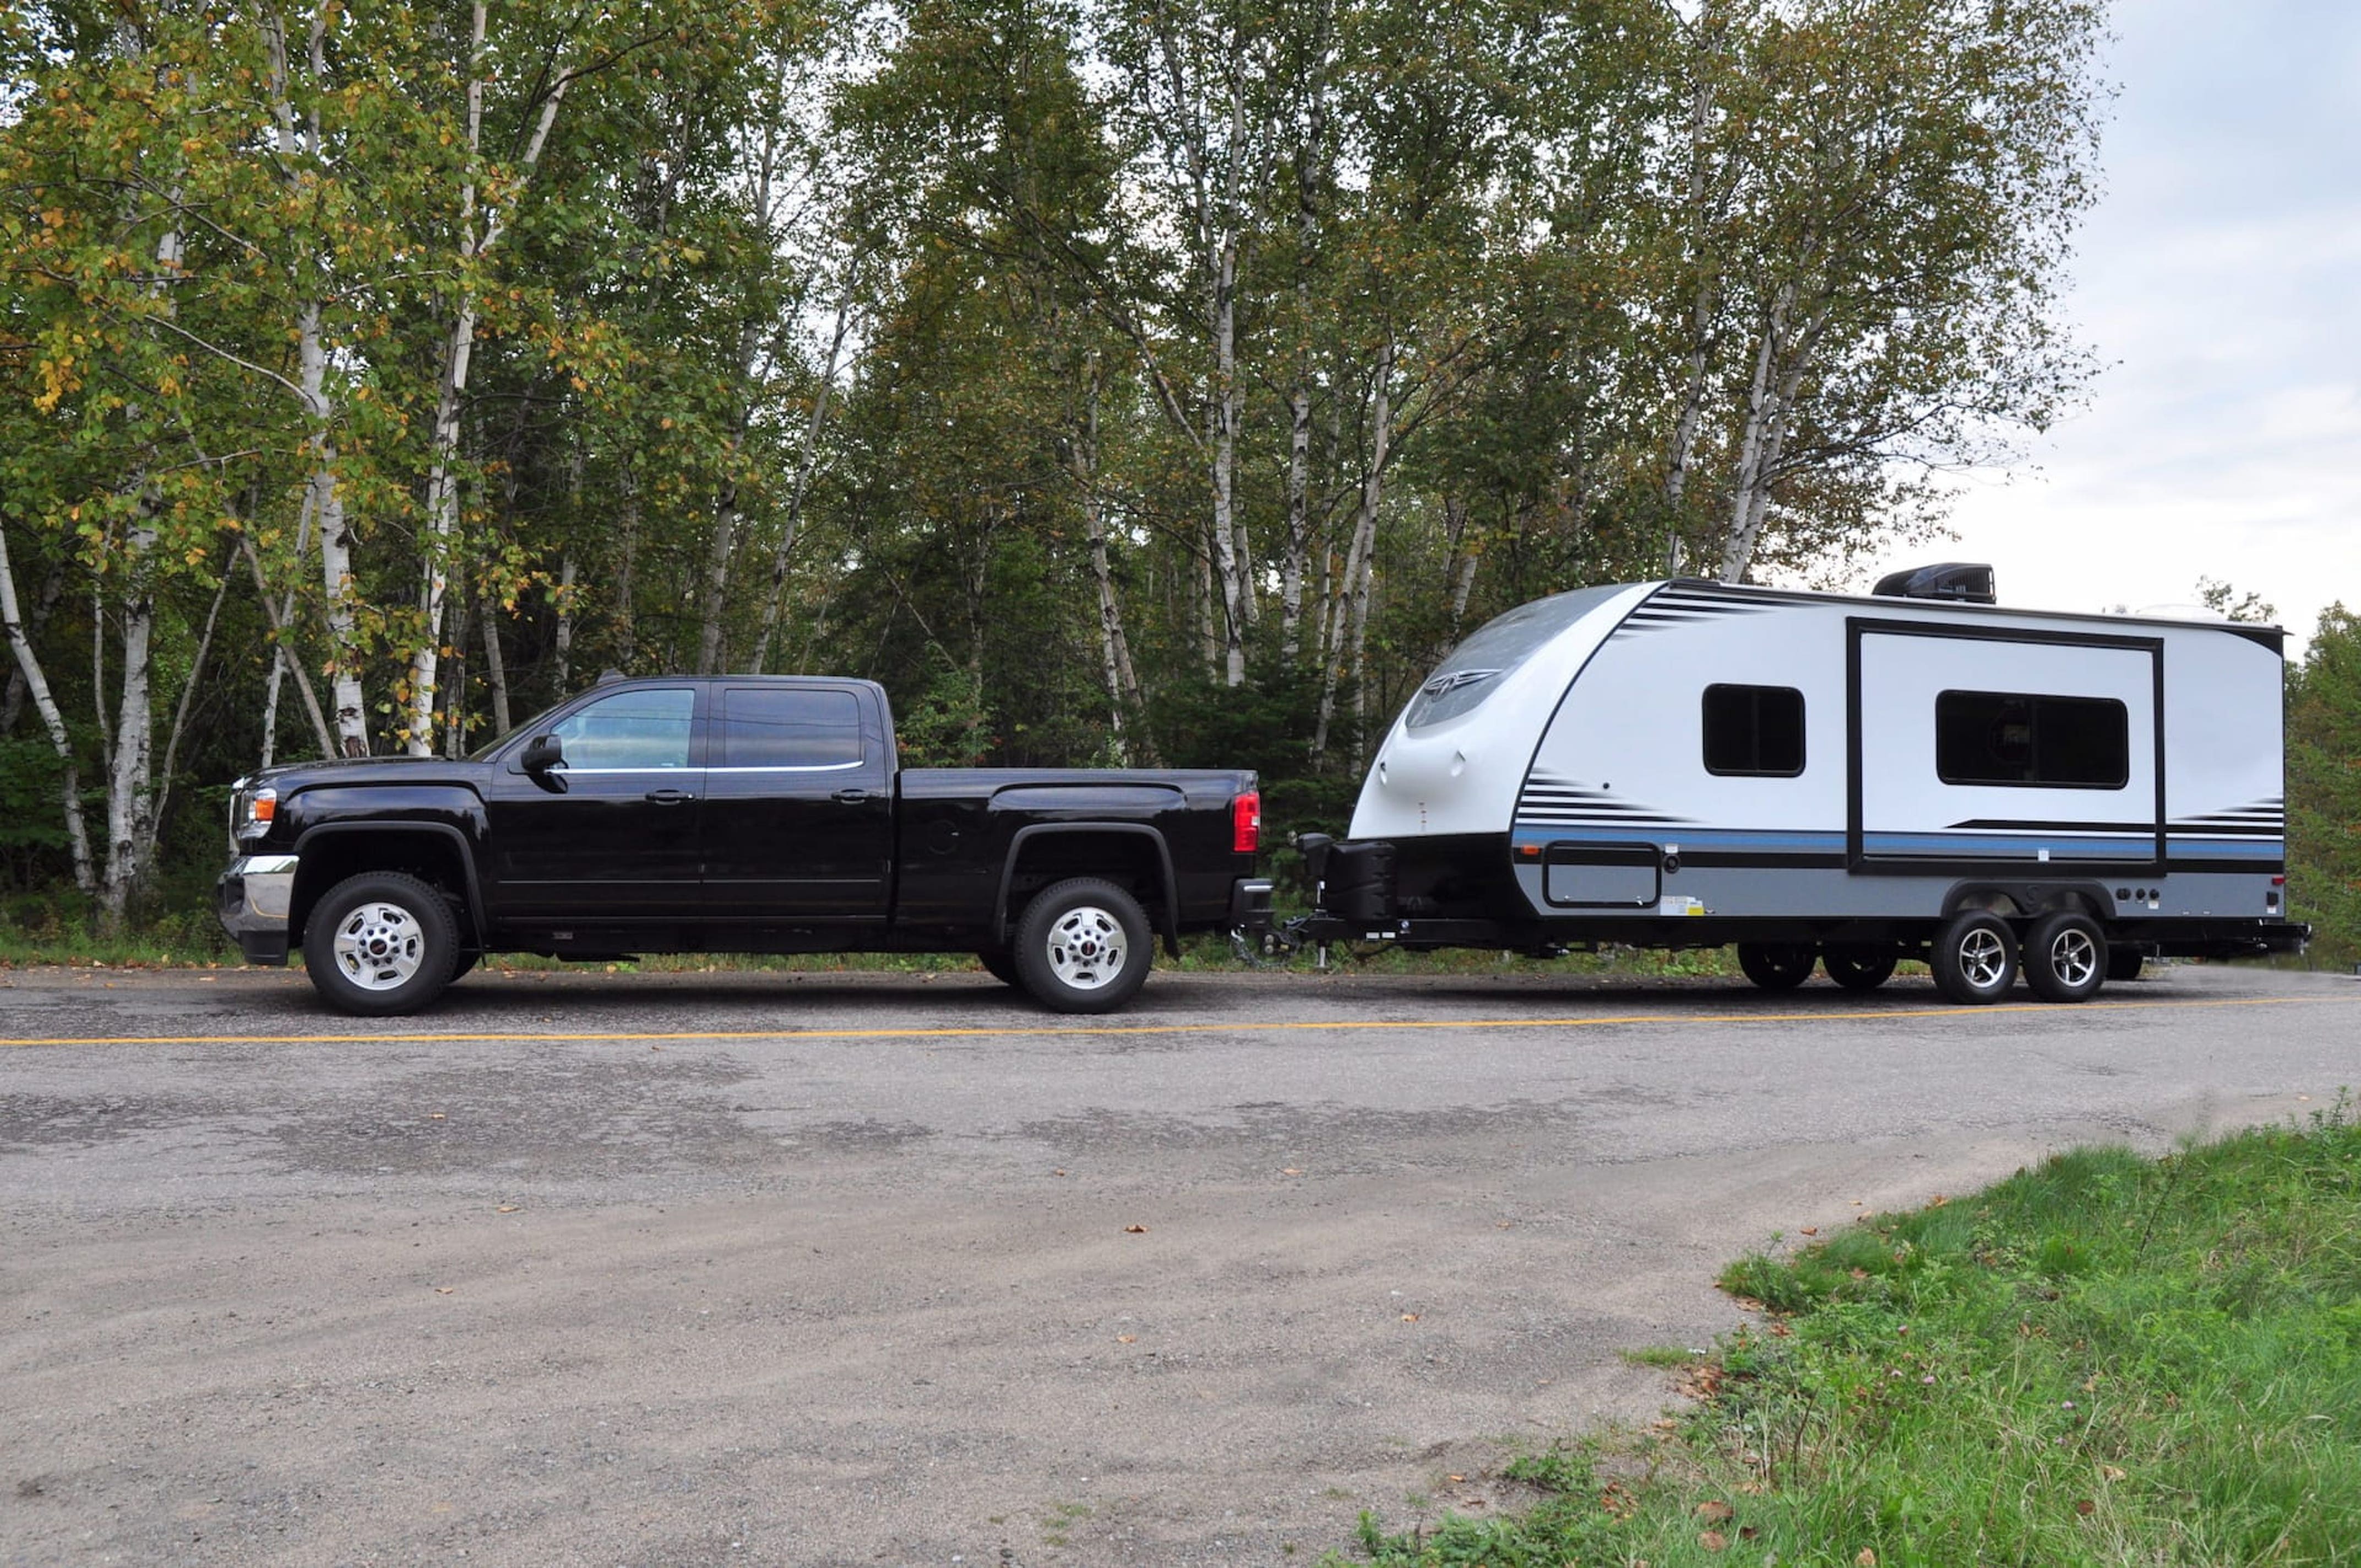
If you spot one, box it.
[720,687,866,769]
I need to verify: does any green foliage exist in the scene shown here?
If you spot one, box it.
[1337,1106,2361,1566]
[2289,605,2361,960]
[0,0,2113,929]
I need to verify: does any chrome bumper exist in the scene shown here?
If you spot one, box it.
[217,854,299,965]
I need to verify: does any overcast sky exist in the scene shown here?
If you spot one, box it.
[1898,0,2359,655]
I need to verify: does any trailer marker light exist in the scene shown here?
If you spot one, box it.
[2272,875,2287,885]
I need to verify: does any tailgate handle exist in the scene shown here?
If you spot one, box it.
[833,788,871,805]
[643,788,695,805]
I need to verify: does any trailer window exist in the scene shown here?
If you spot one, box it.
[1702,684,1805,777]
[1404,584,1626,729]
[721,687,865,769]
[1935,690,2128,788]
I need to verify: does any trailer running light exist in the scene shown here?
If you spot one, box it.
[2272,875,2287,885]
[1232,791,1260,854]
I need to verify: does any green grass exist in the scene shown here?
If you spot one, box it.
[1332,1101,2361,1567]
[0,923,1764,979]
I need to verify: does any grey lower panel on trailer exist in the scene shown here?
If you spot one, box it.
[1513,863,2282,924]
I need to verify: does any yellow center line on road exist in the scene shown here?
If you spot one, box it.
[0,991,2351,1050]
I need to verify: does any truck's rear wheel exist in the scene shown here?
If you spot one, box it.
[1822,944,1898,992]
[1014,877,1152,1014]
[2025,912,2106,1003]
[1737,942,1816,991]
[303,870,457,1016]
[1932,911,2017,1005]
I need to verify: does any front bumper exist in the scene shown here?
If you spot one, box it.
[216,854,299,966]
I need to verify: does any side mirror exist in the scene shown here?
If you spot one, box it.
[520,733,564,773]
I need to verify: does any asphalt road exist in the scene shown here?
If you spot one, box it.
[3,960,2357,1566]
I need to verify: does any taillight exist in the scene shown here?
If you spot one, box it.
[1231,790,1260,854]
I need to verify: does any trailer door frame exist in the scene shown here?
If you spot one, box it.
[1845,617,2166,875]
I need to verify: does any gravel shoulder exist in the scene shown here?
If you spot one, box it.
[3,962,2355,1565]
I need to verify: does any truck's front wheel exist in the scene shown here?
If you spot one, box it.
[303,870,458,1016]
[1014,878,1152,1014]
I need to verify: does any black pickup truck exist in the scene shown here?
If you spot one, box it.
[218,676,1270,1016]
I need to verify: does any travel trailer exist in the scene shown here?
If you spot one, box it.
[1291,567,2306,1004]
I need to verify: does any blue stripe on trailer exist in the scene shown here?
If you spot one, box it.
[1510,824,2280,857]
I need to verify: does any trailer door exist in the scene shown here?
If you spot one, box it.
[1850,622,2162,872]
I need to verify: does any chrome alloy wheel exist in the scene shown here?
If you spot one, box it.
[332,900,428,991]
[1956,925,2012,992]
[1042,904,1128,991]
[2046,925,2100,989]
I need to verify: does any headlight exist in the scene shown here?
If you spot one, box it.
[235,785,278,842]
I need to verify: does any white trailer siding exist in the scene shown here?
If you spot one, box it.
[1349,579,2290,935]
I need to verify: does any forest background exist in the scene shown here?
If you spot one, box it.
[1,0,2352,957]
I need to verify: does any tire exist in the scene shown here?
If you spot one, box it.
[303,870,458,1017]
[1013,877,1154,1014]
[2106,944,2146,983]
[2026,911,2107,1003]
[976,948,1021,987]
[1737,941,1816,992]
[1822,943,1898,992]
[1930,910,2018,1005]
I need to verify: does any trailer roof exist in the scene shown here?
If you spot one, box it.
[1656,578,2287,653]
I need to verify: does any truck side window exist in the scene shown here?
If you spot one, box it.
[722,687,864,769]
[1935,690,2128,788]
[1702,684,1805,777]
[550,688,695,769]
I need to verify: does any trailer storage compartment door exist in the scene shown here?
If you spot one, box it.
[1850,622,2162,872]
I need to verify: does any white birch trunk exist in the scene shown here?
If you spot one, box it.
[407,0,570,752]
[241,535,337,761]
[553,552,576,694]
[1720,280,1791,582]
[100,502,158,926]
[148,559,230,854]
[1662,56,1723,576]
[0,522,95,892]
[0,558,63,736]
[1281,376,1313,666]
[1313,335,1393,757]
[1208,227,1246,686]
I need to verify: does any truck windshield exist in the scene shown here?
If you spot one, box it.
[1402,584,1629,729]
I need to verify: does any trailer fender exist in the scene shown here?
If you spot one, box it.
[1941,880,2115,927]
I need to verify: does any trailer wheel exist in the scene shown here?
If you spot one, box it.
[1737,942,1816,992]
[2106,945,2146,983]
[976,948,1021,987]
[1014,877,1153,1014]
[1822,944,1898,992]
[1931,911,2017,1005]
[2026,912,2107,1003]
[303,870,457,1017]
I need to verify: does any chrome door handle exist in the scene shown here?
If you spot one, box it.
[833,788,870,805]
